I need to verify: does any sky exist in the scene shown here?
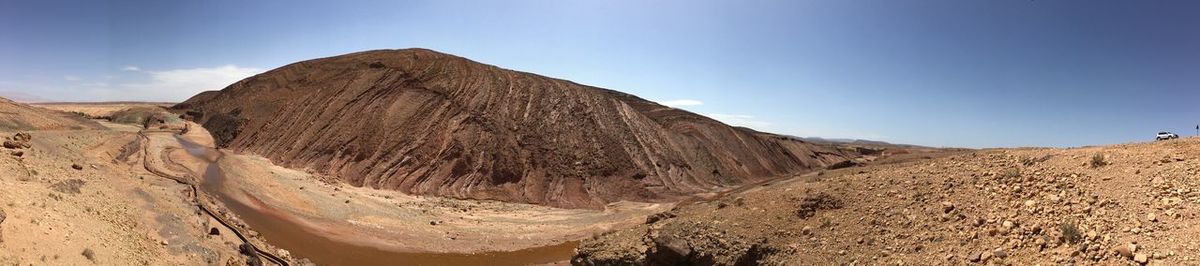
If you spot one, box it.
[1,0,1199,148]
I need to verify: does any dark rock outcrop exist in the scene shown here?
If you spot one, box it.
[3,132,32,149]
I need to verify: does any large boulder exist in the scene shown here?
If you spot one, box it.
[2,132,32,149]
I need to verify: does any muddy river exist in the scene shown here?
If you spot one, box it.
[176,137,578,265]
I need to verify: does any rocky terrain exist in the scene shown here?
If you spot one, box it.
[0,98,696,265]
[0,99,254,265]
[574,138,1200,265]
[173,48,875,209]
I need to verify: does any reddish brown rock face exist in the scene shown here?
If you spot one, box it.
[175,49,856,209]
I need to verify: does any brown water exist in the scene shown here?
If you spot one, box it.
[176,137,578,265]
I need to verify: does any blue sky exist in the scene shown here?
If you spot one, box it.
[2,0,1199,148]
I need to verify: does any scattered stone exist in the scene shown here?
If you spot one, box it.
[81,248,96,262]
[794,193,843,219]
[992,248,1007,258]
[9,151,22,157]
[239,243,257,256]
[1147,213,1157,222]
[941,201,955,213]
[1134,253,1149,264]
[1023,200,1036,208]
[3,133,32,149]
[209,227,220,236]
[1116,244,1135,259]
[13,132,30,142]
[71,163,83,170]
[967,251,981,262]
[160,240,169,245]
[2,140,24,149]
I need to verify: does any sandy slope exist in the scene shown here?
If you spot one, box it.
[34,102,174,119]
[0,98,103,130]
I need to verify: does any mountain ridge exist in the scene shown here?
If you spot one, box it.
[174,48,869,208]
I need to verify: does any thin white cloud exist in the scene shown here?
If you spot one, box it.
[659,99,704,107]
[121,66,141,71]
[90,65,261,102]
[706,113,773,129]
[63,75,80,81]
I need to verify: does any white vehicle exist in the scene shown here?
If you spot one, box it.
[1156,131,1179,141]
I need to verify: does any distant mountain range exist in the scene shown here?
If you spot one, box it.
[796,136,931,149]
[0,91,50,103]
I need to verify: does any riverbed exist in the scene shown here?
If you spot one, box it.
[164,126,667,265]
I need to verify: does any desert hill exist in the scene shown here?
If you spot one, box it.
[0,97,102,131]
[172,48,880,208]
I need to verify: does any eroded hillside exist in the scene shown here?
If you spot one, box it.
[174,49,872,208]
